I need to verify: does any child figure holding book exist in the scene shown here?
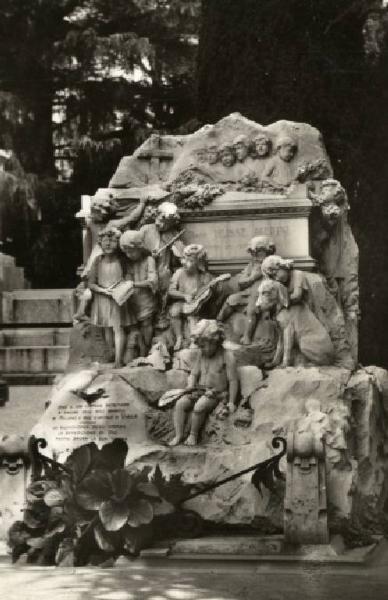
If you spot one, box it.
[119,230,158,356]
[169,320,239,446]
[88,226,130,367]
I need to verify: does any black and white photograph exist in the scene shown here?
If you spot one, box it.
[0,1,387,598]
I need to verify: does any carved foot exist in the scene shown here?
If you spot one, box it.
[185,434,198,446]
[168,436,184,447]
[240,335,252,346]
[174,336,183,351]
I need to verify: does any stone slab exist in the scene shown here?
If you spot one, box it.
[0,346,69,373]
[1,289,75,324]
[182,215,310,265]
[31,371,156,460]
[1,328,71,347]
[170,535,284,555]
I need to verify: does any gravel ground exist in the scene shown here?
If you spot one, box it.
[0,560,387,600]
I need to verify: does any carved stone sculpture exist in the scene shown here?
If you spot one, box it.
[310,179,359,360]
[218,235,275,323]
[141,202,184,293]
[284,417,329,545]
[119,229,158,358]
[255,278,335,367]
[87,226,129,367]
[167,244,214,351]
[167,319,239,446]
[262,134,298,186]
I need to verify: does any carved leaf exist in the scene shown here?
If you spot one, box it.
[110,469,133,503]
[122,524,153,555]
[126,499,153,528]
[98,439,128,471]
[76,470,112,510]
[64,444,92,483]
[137,482,160,498]
[94,523,115,552]
[99,500,130,532]
[55,538,75,567]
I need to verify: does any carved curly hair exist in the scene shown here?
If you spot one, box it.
[191,319,225,344]
[183,244,208,272]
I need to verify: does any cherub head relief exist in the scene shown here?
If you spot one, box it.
[155,201,181,232]
[195,148,207,164]
[207,143,219,165]
[219,142,236,168]
[252,133,272,158]
[233,134,250,162]
[275,134,298,163]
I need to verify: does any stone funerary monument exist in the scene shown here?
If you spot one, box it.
[12,113,388,559]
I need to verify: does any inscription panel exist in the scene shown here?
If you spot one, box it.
[183,217,310,261]
[32,377,150,458]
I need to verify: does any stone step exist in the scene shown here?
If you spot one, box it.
[0,373,58,385]
[0,327,71,347]
[0,253,29,291]
[0,345,69,373]
[1,289,75,324]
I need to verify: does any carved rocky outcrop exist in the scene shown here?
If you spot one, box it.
[30,364,388,536]
[109,114,332,192]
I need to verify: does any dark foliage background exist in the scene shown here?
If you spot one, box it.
[197,0,388,367]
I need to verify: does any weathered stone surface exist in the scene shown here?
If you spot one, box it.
[170,535,284,555]
[30,363,388,534]
[118,367,170,405]
[0,252,28,292]
[344,368,388,527]
[0,345,69,373]
[1,289,75,324]
[31,370,156,462]
[109,114,332,189]
[285,427,329,545]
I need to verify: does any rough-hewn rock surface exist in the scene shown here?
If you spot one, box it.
[31,363,388,535]
[109,113,332,189]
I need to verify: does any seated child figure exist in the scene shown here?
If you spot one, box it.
[218,235,275,323]
[88,227,130,367]
[168,244,213,351]
[119,230,158,357]
[169,320,239,446]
